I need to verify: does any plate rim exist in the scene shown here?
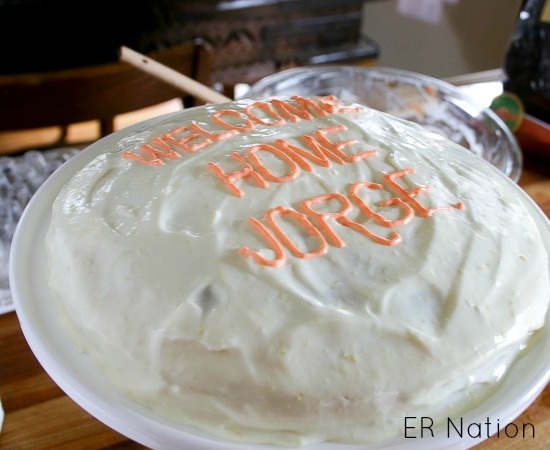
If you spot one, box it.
[9,108,550,450]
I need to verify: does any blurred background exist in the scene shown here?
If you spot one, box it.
[0,0,526,153]
[362,0,522,78]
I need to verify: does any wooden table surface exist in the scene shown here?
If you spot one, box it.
[1,143,550,450]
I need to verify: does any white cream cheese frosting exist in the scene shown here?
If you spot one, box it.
[45,97,550,446]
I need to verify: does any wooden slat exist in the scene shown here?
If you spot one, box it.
[1,395,141,450]
[0,312,146,449]
[478,387,550,448]
[0,41,213,132]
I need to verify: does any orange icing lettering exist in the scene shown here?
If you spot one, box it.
[188,122,239,141]
[239,218,286,267]
[122,97,364,165]
[336,215,402,247]
[212,109,256,132]
[300,193,352,248]
[266,206,328,259]
[243,170,465,267]
[245,102,286,127]
[316,95,361,114]
[314,125,378,162]
[271,99,314,122]
[290,96,330,116]
[122,137,181,166]
[162,126,213,153]
[384,168,462,217]
[350,181,414,227]
[247,144,300,183]
[274,138,330,170]
[301,134,345,165]
[301,193,401,248]
[425,85,437,97]
[208,153,268,198]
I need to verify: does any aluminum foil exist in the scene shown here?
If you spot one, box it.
[0,147,79,314]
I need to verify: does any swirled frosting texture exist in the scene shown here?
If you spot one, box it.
[46,98,549,446]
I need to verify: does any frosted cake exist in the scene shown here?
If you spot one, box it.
[45,96,550,446]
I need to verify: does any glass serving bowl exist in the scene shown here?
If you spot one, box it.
[243,66,522,182]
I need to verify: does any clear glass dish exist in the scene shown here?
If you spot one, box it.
[243,66,522,182]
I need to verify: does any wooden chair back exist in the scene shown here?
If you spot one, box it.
[0,40,214,137]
